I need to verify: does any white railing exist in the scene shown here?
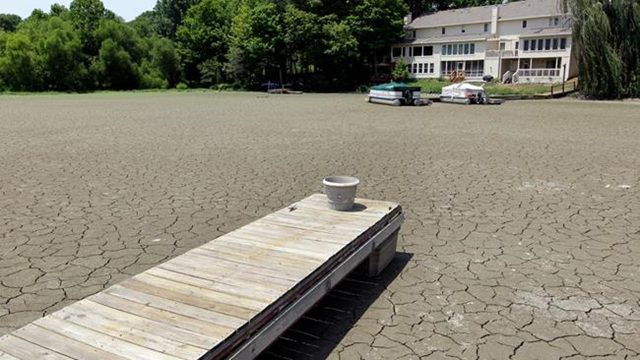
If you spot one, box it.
[522,48,568,54]
[485,50,519,58]
[441,70,484,78]
[518,68,561,77]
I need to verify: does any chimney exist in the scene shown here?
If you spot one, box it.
[491,6,499,35]
[404,14,413,26]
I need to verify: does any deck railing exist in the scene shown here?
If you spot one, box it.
[518,68,561,78]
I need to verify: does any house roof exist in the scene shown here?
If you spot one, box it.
[408,0,567,29]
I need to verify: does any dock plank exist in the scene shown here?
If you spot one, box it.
[0,194,401,360]
[0,335,74,360]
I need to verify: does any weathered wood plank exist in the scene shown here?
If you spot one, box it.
[147,267,281,301]
[0,335,73,360]
[90,293,236,339]
[158,261,288,295]
[14,324,128,360]
[52,303,205,359]
[69,300,217,350]
[35,316,183,360]
[0,352,21,360]
[132,272,267,312]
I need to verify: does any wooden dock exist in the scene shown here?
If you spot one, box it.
[0,194,403,360]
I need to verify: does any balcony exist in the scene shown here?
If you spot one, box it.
[514,68,562,83]
[485,50,519,58]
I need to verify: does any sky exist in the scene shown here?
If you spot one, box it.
[0,0,157,21]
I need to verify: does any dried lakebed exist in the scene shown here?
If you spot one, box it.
[0,93,639,359]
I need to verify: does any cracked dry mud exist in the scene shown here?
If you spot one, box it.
[0,93,639,359]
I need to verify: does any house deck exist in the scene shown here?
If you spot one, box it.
[0,194,403,360]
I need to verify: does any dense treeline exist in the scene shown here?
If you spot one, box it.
[0,0,410,92]
[565,0,640,98]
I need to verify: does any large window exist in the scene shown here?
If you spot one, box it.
[442,43,475,56]
[522,37,568,52]
[413,46,423,56]
[425,46,433,56]
[484,23,489,32]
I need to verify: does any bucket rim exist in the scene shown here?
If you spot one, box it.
[323,176,360,188]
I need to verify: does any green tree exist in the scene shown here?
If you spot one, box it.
[227,0,284,86]
[92,38,141,89]
[154,0,202,38]
[70,0,109,54]
[41,17,87,91]
[176,0,235,85]
[0,14,21,32]
[392,58,410,81]
[0,33,43,91]
[149,36,180,86]
[565,0,640,97]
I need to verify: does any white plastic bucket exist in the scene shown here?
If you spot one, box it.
[323,176,360,211]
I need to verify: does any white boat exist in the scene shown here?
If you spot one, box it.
[368,82,430,106]
[440,81,491,104]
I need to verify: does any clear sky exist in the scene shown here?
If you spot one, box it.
[0,0,157,21]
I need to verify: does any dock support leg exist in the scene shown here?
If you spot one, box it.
[361,230,398,277]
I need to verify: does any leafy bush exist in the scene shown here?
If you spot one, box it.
[392,58,410,82]
[176,82,188,90]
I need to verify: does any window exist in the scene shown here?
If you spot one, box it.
[458,44,464,54]
[522,20,527,28]
[414,46,422,56]
[560,38,567,49]
[553,38,558,49]
[441,45,446,55]
[424,46,433,56]
[470,43,475,54]
[442,27,446,35]
[402,47,406,56]
[412,63,418,73]
[545,39,551,50]
[413,30,417,38]
[453,44,458,55]
[461,25,465,33]
[537,39,543,50]
[409,47,412,57]
[484,23,489,32]
[419,63,424,73]
[447,44,452,55]
[524,40,529,51]
[392,48,401,57]
[464,44,469,54]
[430,63,434,73]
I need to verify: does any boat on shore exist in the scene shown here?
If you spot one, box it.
[368,82,430,106]
[440,81,502,105]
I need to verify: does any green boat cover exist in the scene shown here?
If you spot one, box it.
[371,82,421,91]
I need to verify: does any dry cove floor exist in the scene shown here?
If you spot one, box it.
[0,92,639,359]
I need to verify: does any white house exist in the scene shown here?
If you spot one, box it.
[391,0,578,83]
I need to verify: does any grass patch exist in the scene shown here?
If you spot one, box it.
[406,78,551,96]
